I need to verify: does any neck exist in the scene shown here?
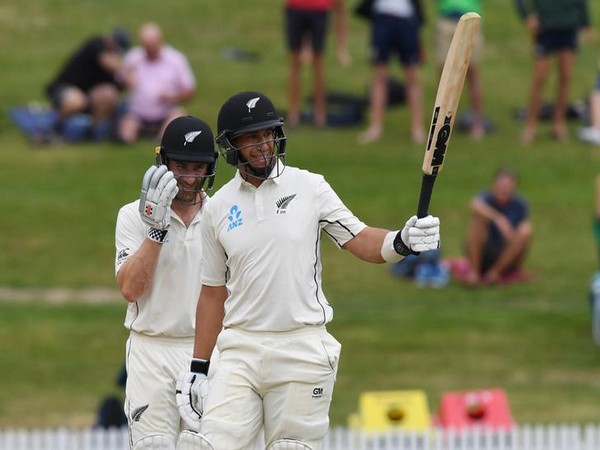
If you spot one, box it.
[241,171,265,188]
[171,194,203,227]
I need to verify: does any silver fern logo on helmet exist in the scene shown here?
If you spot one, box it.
[246,97,260,112]
[183,130,202,145]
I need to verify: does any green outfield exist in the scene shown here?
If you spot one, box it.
[1,0,599,429]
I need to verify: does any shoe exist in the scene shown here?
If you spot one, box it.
[578,127,600,145]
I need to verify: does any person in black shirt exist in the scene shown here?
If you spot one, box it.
[45,28,130,130]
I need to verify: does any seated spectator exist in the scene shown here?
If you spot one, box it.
[45,27,131,136]
[117,22,196,144]
[462,169,533,286]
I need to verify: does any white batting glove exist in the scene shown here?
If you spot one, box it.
[175,359,210,432]
[395,215,440,254]
[138,165,178,232]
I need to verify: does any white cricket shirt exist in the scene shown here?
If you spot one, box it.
[115,198,207,337]
[201,165,367,332]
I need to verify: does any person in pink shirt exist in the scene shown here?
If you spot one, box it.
[118,22,196,144]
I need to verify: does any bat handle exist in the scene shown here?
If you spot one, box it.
[417,174,437,218]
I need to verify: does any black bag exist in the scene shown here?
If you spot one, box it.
[354,0,374,20]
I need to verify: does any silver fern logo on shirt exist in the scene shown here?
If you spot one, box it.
[276,194,296,214]
[131,404,149,422]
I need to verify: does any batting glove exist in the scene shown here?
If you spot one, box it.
[176,358,210,432]
[395,215,440,255]
[138,165,179,235]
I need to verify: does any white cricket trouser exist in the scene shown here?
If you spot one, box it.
[125,332,194,448]
[200,326,342,450]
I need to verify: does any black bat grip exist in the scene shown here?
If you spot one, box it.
[417,174,437,218]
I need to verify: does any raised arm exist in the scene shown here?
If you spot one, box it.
[117,240,163,301]
[117,165,178,301]
[343,216,441,263]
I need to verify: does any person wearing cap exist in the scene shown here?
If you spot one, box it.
[114,116,218,450]
[117,22,196,145]
[176,91,441,450]
[45,27,131,132]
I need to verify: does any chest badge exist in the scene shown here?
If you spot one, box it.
[227,205,244,230]
[276,194,296,215]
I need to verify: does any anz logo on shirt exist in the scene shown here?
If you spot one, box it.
[227,205,243,231]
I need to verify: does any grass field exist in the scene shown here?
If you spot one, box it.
[1,0,600,429]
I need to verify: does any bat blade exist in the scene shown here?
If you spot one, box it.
[417,12,481,218]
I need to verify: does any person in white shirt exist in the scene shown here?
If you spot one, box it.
[115,115,217,450]
[176,91,440,450]
[358,0,425,146]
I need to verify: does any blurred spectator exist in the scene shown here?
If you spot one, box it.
[589,175,600,345]
[434,0,486,139]
[593,174,600,261]
[390,249,450,288]
[284,0,351,129]
[463,169,532,286]
[45,27,130,135]
[94,363,127,430]
[358,0,425,145]
[117,22,196,144]
[578,59,600,145]
[515,0,591,144]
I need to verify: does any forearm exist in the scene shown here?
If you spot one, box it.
[343,226,388,263]
[471,199,501,223]
[117,239,162,302]
[193,286,227,360]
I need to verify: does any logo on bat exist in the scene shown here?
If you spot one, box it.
[426,106,452,175]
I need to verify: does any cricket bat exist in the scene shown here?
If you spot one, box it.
[417,12,481,218]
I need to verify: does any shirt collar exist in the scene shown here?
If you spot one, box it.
[233,161,284,190]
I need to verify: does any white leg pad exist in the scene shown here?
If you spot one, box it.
[133,435,175,450]
[267,438,314,450]
[176,430,215,450]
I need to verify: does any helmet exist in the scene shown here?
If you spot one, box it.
[216,91,286,170]
[155,115,218,191]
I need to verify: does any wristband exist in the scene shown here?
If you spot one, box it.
[381,231,404,263]
[393,231,413,257]
[147,228,168,244]
[190,358,210,375]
